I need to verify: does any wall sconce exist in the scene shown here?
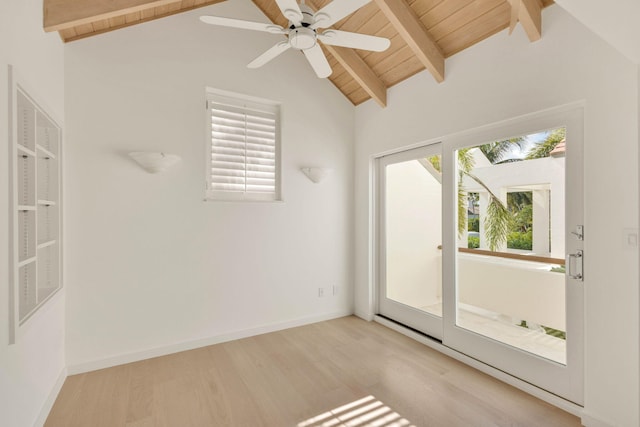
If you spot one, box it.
[301,167,332,183]
[129,152,181,173]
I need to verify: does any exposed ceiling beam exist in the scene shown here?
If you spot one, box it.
[305,0,387,107]
[324,45,387,107]
[518,0,542,42]
[373,0,444,83]
[55,1,225,43]
[44,0,177,32]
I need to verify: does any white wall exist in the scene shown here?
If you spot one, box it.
[554,0,640,64]
[0,1,66,426]
[64,0,354,370]
[355,6,638,427]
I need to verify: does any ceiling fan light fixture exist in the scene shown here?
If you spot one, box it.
[289,27,317,50]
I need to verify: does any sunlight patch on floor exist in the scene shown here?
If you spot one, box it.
[298,395,415,427]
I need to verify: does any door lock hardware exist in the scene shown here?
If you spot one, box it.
[571,225,584,240]
[566,250,584,281]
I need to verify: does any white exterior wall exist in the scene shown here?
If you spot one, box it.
[458,255,565,331]
[63,0,355,371]
[463,156,565,257]
[385,161,441,308]
[0,1,66,427]
[354,6,639,427]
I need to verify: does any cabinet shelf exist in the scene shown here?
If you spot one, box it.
[37,240,57,249]
[17,145,36,157]
[18,205,36,211]
[37,200,56,206]
[38,287,58,302]
[18,257,36,268]
[36,144,56,159]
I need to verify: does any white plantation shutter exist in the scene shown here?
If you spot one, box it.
[206,93,280,201]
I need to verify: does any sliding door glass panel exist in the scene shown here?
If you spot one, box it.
[385,155,442,317]
[454,127,567,364]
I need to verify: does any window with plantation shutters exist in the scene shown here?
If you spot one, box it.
[206,90,281,201]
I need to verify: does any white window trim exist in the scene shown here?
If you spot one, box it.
[204,88,282,202]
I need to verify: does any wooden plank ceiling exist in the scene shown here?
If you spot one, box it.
[44,0,554,107]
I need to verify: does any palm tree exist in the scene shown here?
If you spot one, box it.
[428,149,512,251]
[479,137,526,164]
[526,128,565,159]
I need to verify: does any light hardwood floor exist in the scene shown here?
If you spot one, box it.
[45,316,582,427]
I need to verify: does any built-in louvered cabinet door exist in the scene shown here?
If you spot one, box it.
[9,72,63,341]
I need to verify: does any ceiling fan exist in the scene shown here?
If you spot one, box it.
[199,0,391,78]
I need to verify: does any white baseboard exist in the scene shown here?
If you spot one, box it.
[372,315,585,419]
[67,310,353,375]
[354,308,374,321]
[34,366,67,427]
[580,411,615,427]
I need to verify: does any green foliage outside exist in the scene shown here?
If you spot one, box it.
[543,326,567,340]
[468,217,479,232]
[518,321,566,340]
[507,231,532,250]
[506,193,533,250]
[468,236,480,249]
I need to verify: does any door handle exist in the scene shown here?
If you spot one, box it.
[566,250,583,281]
[571,225,584,240]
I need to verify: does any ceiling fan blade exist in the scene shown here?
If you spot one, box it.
[274,0,303,26]
[318,29,390,52]
[311,0,371,29]
[199,16,285,34]
[303,44,332,78]
[247,41,292,68]
[508,0,520,34]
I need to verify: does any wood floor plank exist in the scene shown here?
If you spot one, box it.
[45,316,581,427]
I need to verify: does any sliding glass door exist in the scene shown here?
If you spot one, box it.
[378,107,584,404]
[378,143,443,340]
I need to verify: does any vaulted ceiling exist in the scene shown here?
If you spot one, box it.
[44,0,554,107]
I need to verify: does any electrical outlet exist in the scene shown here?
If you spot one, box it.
[318,287,324,297]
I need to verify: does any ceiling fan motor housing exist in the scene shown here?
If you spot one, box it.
[288,3,317,50]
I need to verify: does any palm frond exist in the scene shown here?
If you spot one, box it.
[427,155,441,172]
[456,149,475,237]
[458,186,467,236]
[526,128,566,159]
[485,196,512,251]
[462,171,513,249]
[457,148,474,174]
[479,137,526,164]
